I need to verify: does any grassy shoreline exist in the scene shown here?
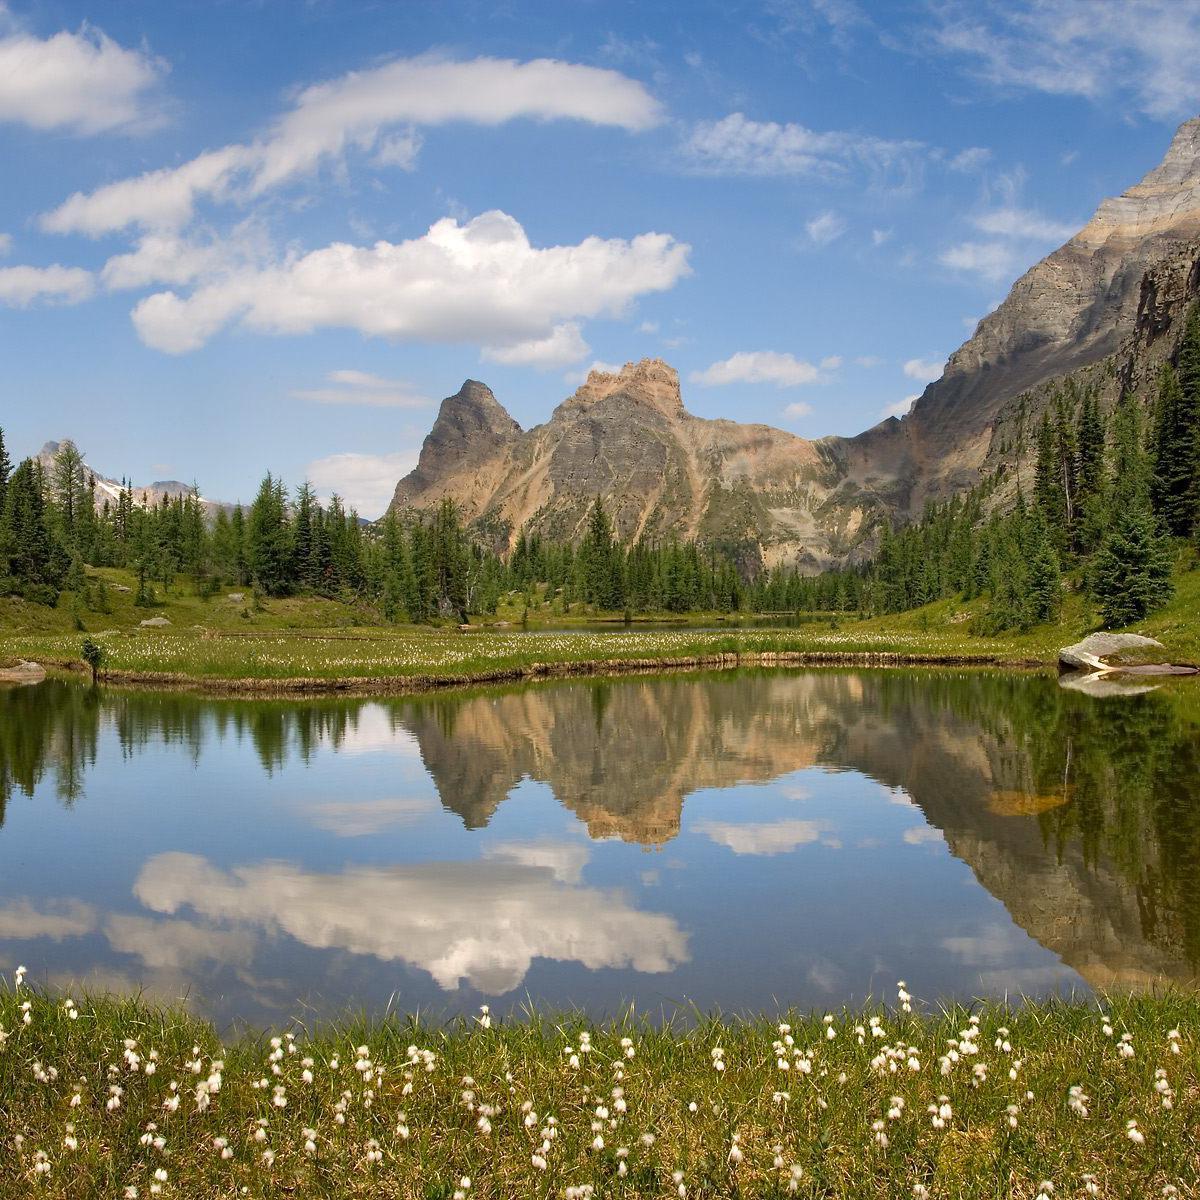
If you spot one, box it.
[2,986,1196,1198]
[2,565,1198,693]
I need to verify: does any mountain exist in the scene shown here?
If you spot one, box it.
[390,117,1200,568]
[36,441,231,519]
[391,361,847,569]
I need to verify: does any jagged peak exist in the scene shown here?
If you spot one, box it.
[435,379,521,436]
[565,358,685,418]
[1078,113,1200,247]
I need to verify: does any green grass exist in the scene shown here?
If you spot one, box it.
[2,565,1199,688]
[2,986,1197,1197]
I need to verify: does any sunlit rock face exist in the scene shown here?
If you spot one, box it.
[391,118,1200,563]
[390,359,856,571]
[849,117,1200,511]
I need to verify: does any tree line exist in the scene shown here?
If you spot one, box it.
[2,307,1196,629]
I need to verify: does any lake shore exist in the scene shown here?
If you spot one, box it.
[3,986,1195,1198]
[3,563,1198,694]
[10,641,1026,695]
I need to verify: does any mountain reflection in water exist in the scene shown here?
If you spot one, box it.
[1,670,1198,1027]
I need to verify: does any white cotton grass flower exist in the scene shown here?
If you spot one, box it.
[1126,1118,1145,1145]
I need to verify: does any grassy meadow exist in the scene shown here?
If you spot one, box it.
[1,982,1197,1198]
[2,564,1199,689]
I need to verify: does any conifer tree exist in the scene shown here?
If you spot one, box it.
[1150,363,1199,536]
[0,427,10,517]
[1093,394,1174,624]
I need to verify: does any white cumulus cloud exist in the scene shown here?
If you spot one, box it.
[881,393,920,419]
[129,210,690,355]
[938,240,1021,283]
[691,350,828,388]
[903,357,944,384]
[0,14,165,134]
[482,321,590,368]
[306,450,419,518]
[0,263,94,306]
[41,55,661,235]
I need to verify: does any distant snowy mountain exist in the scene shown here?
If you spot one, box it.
[36,441,233,518]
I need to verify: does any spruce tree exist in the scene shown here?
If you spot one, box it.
[1091,504,1174,626]
[247,474,291,595]
[1093,394,1174,625]
[0,427,10,517]
[1024,507,1062,623]
[1150,363,1198,536]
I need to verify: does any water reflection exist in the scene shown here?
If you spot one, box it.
[2,671,1199,1025]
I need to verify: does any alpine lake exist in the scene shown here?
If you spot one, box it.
[3,666,1198,1031]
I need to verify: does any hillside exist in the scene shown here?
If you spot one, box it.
[390,117,1200,568]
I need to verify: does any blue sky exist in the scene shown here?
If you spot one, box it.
[3,0,1200,515]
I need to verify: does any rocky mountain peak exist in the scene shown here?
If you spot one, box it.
[564,358,685,419]
[438,379,522,438]
[1078,115,1200,249]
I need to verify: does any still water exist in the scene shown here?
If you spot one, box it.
[2,670,1198,1028]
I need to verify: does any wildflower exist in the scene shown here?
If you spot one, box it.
[1082,1175,1099,1197]
[14,964,26,988]
[1167,1028,1182,1054]
[477,1005,492,1030]
[1118,1033,1135,1059]
[897,981,912,1013]
[620,1036,636,1058]
[1068,1086,1089,1118]
[531,1153,547,1170]
[913,1186,930,1200]
[1126,1119,1145,1145]
[33,1150,51,1175]
[1005,1103,1019,1129]
[728,1134,743,1165]
[872,1119,889,1148]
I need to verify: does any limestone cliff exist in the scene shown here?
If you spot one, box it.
[392,359,855,569]
[391,117,1200,565]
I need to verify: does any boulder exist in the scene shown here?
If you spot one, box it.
[1058,632,1164,672]
[0,659,46,684]
[139,616,173,628]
